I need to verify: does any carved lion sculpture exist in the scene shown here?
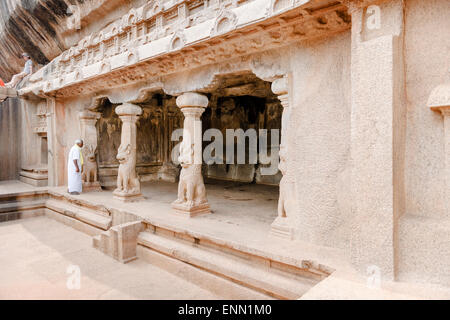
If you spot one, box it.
[173,142,207,207]
[115,143,140,194]
[82,144,98,183]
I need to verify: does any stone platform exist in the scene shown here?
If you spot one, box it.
[0,216,270,299]
[2,180,450,299]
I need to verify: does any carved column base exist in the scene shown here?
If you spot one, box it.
[171,201,211,218]
[82,181,102,192]
[113,190,143,202]
[270,216,294,240]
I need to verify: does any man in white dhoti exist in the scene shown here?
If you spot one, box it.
[68,139,84,195]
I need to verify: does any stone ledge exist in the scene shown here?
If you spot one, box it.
[138,230,320,299]
[0,87,17,102]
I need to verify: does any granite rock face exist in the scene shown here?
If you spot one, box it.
[0,0,72,79]
[0,0,132,80]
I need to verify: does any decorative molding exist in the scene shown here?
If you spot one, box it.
[20,0,350,98]
[168,30,187,52]
[210,9,238,37]
[428,79,450,112]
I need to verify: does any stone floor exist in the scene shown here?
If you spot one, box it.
[0,216,271,299]
[2,180,450,299]
[51,180,348,275]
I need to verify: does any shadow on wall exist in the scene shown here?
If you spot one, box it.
[0,97,20,181]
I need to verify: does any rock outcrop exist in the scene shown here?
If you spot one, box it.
[0,0,136,80]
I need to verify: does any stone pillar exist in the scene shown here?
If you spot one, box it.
[46,97,65,187]
[113,103,143,202]
[172,92,211,217]
[429,78,450,216]
[349,1,406,280]
[269,75,294,239]
[79,110,102,192]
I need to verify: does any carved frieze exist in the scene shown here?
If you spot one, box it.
[33,101,48,135]
[21,0,350,98]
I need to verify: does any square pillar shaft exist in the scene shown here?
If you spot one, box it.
[349,1,406,280]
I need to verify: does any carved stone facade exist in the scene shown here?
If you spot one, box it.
[3,0,450,294]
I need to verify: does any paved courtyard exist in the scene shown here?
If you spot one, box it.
[0,216,269,299]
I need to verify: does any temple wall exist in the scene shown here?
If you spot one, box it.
[287,32,352,249]
[397,0,450,285]
[0,98,20,180]
[4,0,450,287]
[18,99,46,168]
[403,0,450,220]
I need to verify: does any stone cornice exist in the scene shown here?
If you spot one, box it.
[20,0,351,99]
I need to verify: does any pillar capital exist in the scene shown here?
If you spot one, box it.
[78,110,101,124]
[176,92,208,109]
[433,106,450,117]
[429,79,450,117]
[115,103,143,117]
[271,76,289,109]
[271,76,288,96]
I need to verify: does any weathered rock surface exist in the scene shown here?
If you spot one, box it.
[0,0,137,80]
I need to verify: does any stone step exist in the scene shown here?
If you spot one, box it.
[0,199,45,213]
[46,198,112,230]
[0,190,48,204]
[137,231,318,299]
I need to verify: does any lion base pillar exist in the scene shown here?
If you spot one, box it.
[113,103,143,203]
[270,216,294,240]
[269,76,294,240]
[83,181,102,192]
[79,110,102,193]
[172,202,211,218]
[112,190,143,202]
[171,92,211,217]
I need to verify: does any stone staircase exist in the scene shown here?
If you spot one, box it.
[0,190,47,222]
[136,223,332,300]
[0,188,332,298]
[45,191,112,236]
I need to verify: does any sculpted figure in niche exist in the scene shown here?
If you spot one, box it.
[82,144,98,183]
[115,143,140,194]
[173,142,207,207]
